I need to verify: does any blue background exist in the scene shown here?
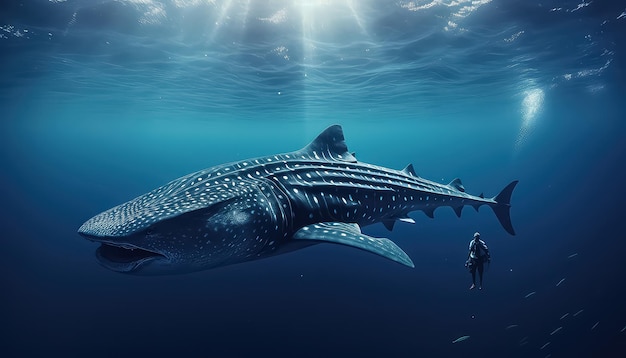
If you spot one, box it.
[1,0,625,356]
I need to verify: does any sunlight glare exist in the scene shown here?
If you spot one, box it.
[515,88,545,152]
[522,88,544,127]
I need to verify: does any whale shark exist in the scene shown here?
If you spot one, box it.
[78,125,518,274]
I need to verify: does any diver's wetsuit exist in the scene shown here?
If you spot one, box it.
[468,238,490,287]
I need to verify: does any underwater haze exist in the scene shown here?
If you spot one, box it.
[1,0,625,357]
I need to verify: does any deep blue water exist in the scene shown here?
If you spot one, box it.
[1,0,625,357]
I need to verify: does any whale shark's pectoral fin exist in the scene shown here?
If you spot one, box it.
[293,222,414,268]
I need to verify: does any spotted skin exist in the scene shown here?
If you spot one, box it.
[79,125,517,274]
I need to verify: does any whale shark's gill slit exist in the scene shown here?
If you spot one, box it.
[97,244,165,264]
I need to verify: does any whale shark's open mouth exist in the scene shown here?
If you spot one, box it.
[97,243,164,263]
[95,243,166,272]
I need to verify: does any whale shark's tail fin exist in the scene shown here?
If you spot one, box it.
[490,180,519,235]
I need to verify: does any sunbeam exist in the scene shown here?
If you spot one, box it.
[515,88,545,152]
[347,0,366,35]
[241,0,251,28]
[209,0,233,41]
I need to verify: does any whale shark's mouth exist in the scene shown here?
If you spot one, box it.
[95,243,166,272]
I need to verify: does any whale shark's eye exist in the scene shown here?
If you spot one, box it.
[146,229,154,236]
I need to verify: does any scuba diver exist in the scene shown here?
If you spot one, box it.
[465,232,491,290]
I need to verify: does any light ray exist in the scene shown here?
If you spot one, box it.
[347,0,366,34]
[241,0,251,28]
[515,88,544,152]
[209,0,233,41]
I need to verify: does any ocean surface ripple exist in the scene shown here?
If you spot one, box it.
[1,0,621,118]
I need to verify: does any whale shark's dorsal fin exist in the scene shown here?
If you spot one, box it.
[448,178,465,192]
[300,125,357,163]
[402,164,418,177]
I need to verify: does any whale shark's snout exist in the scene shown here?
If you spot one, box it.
[78,210,170,274]
[78,188,279,275]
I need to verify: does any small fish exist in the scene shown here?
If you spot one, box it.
[591,321,599,330]
[568,253,578,259]
[550,326,562,335]
[621,325,626,333]
[540,342,551,350]
[556,278,565,287]
[506,324,519,330]
[525,291,536,298]
[452,335,470,343]
[573,309,584,317]
[560,313,569,320]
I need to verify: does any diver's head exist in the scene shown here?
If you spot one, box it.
[473,232,481,240]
